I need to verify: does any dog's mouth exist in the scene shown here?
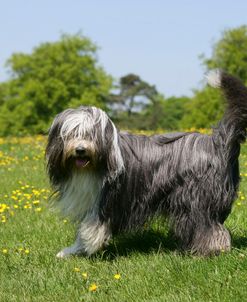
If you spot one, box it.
[74,156,90,168]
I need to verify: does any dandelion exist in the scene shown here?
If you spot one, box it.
[74,267,80,272]
[0,204,7,213]
[63,219,68,223]
[237,202,242,206]
[24,249,30,254]
[114,273,121,280]
[2,249,8,254]
[89,283,98,292]
[35,207,42,212]
[82,272,88,279]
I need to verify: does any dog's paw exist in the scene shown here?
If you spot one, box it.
[56,244,82,258]
[56,249,71,258]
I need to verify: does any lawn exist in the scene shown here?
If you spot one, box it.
[1,135,247,302]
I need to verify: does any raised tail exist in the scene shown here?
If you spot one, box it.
[207,69,247,146]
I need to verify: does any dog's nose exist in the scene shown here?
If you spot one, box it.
[75,147,86,156]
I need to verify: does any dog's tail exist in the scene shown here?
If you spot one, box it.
[207,69,247,151]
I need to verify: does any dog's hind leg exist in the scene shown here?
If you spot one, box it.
[56,213,111,258]
[190,223,231,256]
[171,207,231,256]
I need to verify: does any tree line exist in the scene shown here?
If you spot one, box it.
[0,26,247,136]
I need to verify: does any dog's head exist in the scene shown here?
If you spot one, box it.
[46,106,124,188]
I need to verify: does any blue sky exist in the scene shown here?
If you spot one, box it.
[1,0,246,96]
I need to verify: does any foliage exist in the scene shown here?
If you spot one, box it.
[108,74,189,131]
[0,26,247,134]
[0,33,112,135]
[180,87,224,129]
[181,25,247,129]
[202,25,247,82]
[161,96,190,130]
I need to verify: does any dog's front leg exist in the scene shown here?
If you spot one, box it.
[56,239,83,258]
[56,213,111,258]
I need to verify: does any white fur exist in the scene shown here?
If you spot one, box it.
[56,217,111,258]
[206,69,222,88]
[58,171,102,222]
[56,171,112,257]
[60,109,96,141]
[60,106,108,142]
[78,214,111,255]
[109,120,124,177]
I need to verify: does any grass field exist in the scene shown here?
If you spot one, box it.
[1,135,247,302]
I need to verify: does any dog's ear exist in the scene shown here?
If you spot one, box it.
[103,120,124,181]
[46,115,70,188]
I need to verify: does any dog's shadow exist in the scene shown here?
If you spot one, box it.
[96,229,178,261]
[94,232,247,261]
[232,234,247,250]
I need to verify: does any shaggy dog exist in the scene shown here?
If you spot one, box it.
[46,70,247,258]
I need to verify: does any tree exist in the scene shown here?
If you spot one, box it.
[182,25,247,129]
[180,88,223,129]
[161,96,190,130]
[202,25,247,82]
[0,33,112,135]
[108,74,158,115]
[106,73,161,129]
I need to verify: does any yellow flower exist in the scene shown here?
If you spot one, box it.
[0,204,7,213]
[74,267,80,272]
[237,202,241,206]
[2,249,8,254]
[33,200,40,205]
[35,207,42,212]
[89,283,98,292]
[24,204,32,209]
[63,219,68,223]
[82,272,88,279]
[25,249,30,254]
[114,273,121,280]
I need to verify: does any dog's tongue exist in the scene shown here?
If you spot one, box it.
[75,158,89,168]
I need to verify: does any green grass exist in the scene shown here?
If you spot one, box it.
[1,135,247,302]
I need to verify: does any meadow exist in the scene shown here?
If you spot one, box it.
[1,134,247,302]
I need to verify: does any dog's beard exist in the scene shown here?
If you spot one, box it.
[58,169,103,222]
